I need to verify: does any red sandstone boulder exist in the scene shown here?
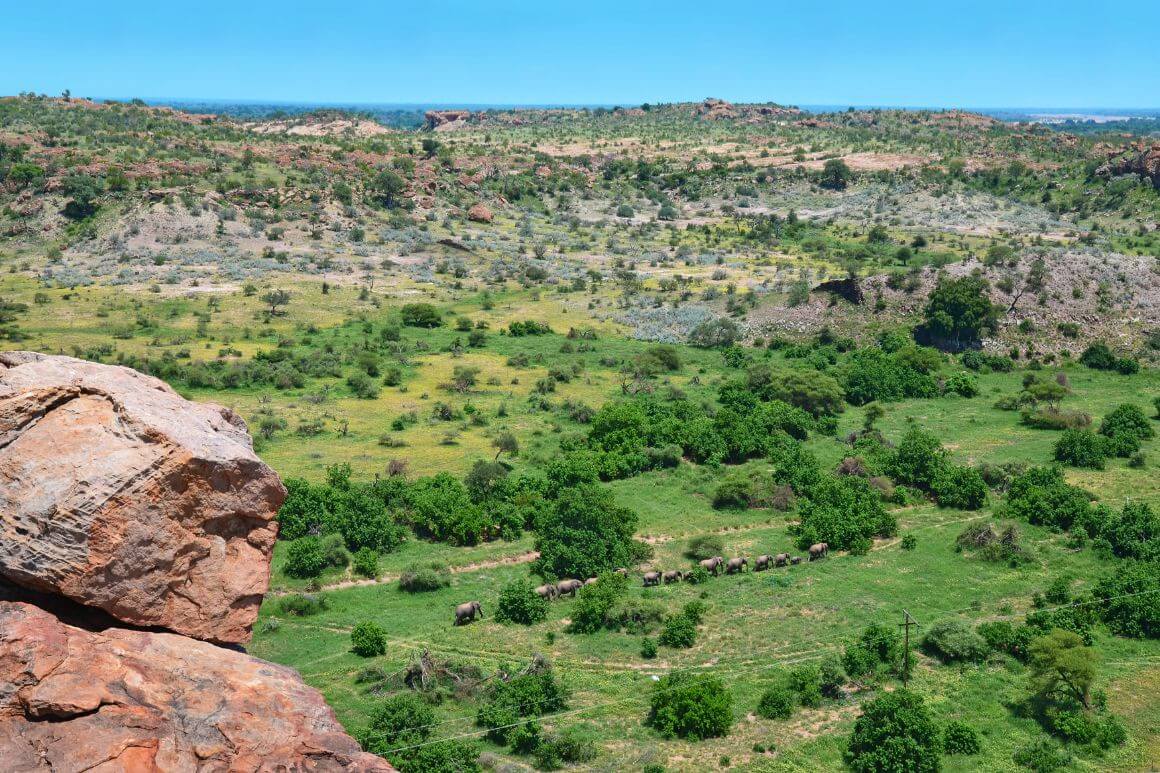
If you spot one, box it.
[0,601,393,772]
[467,203,493,222]
[0,351,285,645]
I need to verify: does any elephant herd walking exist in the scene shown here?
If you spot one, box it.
[454,544,829,624]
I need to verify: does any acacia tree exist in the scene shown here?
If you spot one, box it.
[261,289,291,316]
[918,275,1000,351]
[1028,629,1097,709]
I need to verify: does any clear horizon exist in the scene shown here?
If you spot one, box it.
[3,0,1159,110]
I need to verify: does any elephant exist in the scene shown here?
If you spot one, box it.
[699,556,724,576]
[535,583,558,601]
[790,556,803,565]
[774,553,790,568]
[584,577,598,586]
[614,568,629,577]
[662,570,684,584]
[808,542,830,561]
[643,571,661,587]
[726,557,748,574]
[754,554,773,571]
[454,601,483,625]
[556,579,583,597]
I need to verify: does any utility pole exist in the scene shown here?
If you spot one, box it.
[899,610,919,687]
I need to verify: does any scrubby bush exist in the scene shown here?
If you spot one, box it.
[284,536,328,578]
[932,465,988,510]
[350,621,388,657]
[533,726,598,769]
[1092,561,1160,638]
[1013,738,1071,771]
[943,371,979,397]
[756,686,795,720]
[352,547,379,578]
[887,427,947,489]
[398,562,451,592]
[277,593,328,616]
[360,693,434,752]
[401,303,442,328]
[567,572,629,633]
[496,579,550,626]
[477,666,569,745]
[843,623,902,678]
[646,672,734,740]
[845,690,941,773]
[1053,429,1108,469]
[685,534,725,561]
[1079,342,1117,370]
[641,637,658,659]
[922,620,989,663]
[1006,466,1093,531]
[534,484,642,580]
[712,478,751,509]
[1099,403,1154,457]
[942,721,981,755]
[795,475,896,551]
[659,611,698,648]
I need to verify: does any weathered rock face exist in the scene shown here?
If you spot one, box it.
[0,351,286,645]
[1098,143,1160,188]
[424,109,471,131]
[0,601,394,772]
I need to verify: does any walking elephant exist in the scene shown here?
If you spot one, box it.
[726,557,748,574]
[790,556,803,565]
[535,583,558,601]
[808,542,829,561]
[774,553,790,567]
[643,571,661,587]
[556,579,583,597]
[699,556,725,576]
[454,601,483,625]
[754,554,773,571]
[662,570,684,584]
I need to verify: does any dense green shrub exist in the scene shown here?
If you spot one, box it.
[943,371,979,397]
[360,693,434,753]
[917,275,1000,351]
[1099,403,1154,457]
[640,637,658,659]
[350,621,387,657]
[1005,466,1093,531]
[845,690,941,772]
[534,484,642,580]
[842,347,938,404]
[746,364,844,416]
[477,667,569,745]
[659,611,698,648]
[795,475,896,551]
[278,467,406,552]
[887,427,947,489]
[756,686,796,720]
[284,536,328,578]
[533,726,598,769]
[1091,561,1160,638]
[1012,738,1071,771]
[392,741,482,773]
[1053,428,1109,469]
[932,465,988,509]
[496,579,550,625]
[352,547,379,578]
[843,623,902,678]
[922,620,989,663]
[401,303,442,328]
[398,562,451,592]
[1079,342,1117,370]
[942,720,982,755]
[712,478,751,509]
[406,473,491,545]
[646,672,734,740]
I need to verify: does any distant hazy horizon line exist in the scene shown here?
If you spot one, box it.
[68,96,1160,115]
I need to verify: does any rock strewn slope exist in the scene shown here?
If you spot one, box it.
[0,351,285,645]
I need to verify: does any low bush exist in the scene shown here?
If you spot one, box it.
[352,547,379,578]
[646,672,734,740]
[942,720,981,755]
[659,612,698,648]
[684,534,725,561]
[350,621,388,657]
[496,579,550,626]
[1053,429,1108,469]
[921,620,989,663]
[1013,738,1071,771]
[277,593,328,616]
[398,562,451,592]
[756,686,795,720]
[284,536,327,578]
[932,465,988,509]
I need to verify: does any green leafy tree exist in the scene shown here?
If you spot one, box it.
[533,484,641,580]
[495,579,549,625]
[845,690,941,773]
[283,536,327,578]
[819,158,853,190]
[371,168,407,208]
[350,621,388,657]
[918,275,1000,351]
[646,672,734,740]
[1028,629,1096,709]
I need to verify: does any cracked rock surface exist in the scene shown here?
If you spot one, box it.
[0,351,286,645]
[0,601,393,772]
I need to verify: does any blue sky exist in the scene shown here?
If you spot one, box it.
[3,0,1157,108]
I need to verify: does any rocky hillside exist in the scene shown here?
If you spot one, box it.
[0,352,392,771]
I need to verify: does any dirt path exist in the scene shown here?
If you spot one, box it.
[272,550,540,595]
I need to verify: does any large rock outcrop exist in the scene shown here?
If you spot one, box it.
[0,601,393,772]
[0,351,286,644]
[1098,143,1160,188]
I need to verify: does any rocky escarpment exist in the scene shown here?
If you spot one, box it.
[1098,143,1160,188]
[0,352,393,771]
[0,351,284,645]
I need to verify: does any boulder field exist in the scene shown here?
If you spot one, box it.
[0,352,393,772]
